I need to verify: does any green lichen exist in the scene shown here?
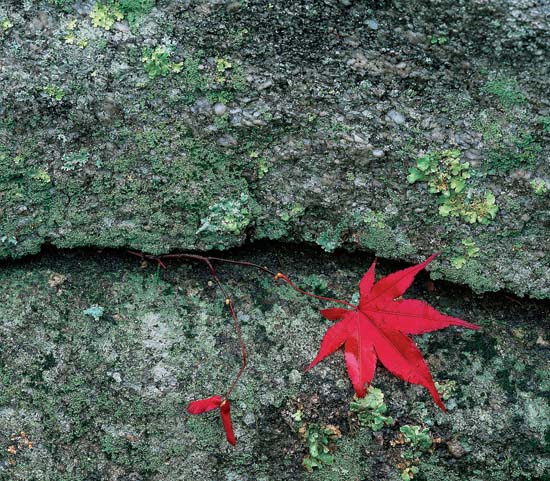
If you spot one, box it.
[62,149,89,171]
[408,149,498,224]
[42,85,65,101]
[396,425,434,479]
[530,179,547,195]
[83,305,105,321]
[1,17,13,32]
[315,221,348,253]
[430,34,448,45]
[439,190,498,224]
[407,149,470,194]
[90,0,154,30]
[31,169,51,183]
[400,425,432,460]
[279,204,305,222]
[450,238,480,269]
[301,423,341,472]
[362,209,387,229]
[435,380,457,401]
[141,46,183,80]
[256,156,270,179]
[90,2,124,30]
[64,19,88,48]
[349,386,393,431]
[196,193,253,236]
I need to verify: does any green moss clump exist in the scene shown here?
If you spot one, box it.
[90,2,124,30]
[481,79,526,108]
[141,46,183,79]
[90,0,155,30]
[300,423,341,472]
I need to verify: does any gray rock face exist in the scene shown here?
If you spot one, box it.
[0,0,548,297]
[0,247,548,480]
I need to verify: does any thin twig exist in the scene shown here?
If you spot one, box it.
[128,250,248,398]
[127,249,354,399]
[274,273,356,309]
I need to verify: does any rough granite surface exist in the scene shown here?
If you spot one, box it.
[0,245,548,480]
[0,0,548,297]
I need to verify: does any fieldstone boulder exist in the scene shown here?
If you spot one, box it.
[0,0,548,297]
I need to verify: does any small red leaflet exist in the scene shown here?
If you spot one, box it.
[306,253,479,410]
[187,396,236,446]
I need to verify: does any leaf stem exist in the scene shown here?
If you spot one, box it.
[128,250,248,397]
[274,273,356,309]
[127,250,354,399]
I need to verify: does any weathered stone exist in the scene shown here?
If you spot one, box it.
[0,0,548,299]
[0,246,547,480]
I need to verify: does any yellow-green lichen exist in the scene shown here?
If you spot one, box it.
[408,149,498,224]
[141,46,183,79]
[90,2,124,30]
[349,386,393,431]
[450,238,480,269]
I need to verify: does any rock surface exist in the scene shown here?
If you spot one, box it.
[0,245,548,480]
[0,1,548,298]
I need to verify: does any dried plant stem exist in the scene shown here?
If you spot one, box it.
[274,272,356,309]
[128,250,354,398]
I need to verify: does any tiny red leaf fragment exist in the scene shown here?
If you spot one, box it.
[220,400,236,446]
[187,396,236,445]
[307,253,479,410]
[187,395,222,414]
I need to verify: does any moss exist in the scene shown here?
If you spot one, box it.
[486,133,543,174]
[90,0,155,30]
[0,116,277,257]
[1,0,549,302]
[141,45,183,79]
[355,225,415,258]
[481,79,526,108]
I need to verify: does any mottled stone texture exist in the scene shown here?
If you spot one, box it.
[0,246,548,480]
[1,3,549,479]
[1,0,548,296]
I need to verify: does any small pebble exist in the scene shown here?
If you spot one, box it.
[213,103,227,116]
[366,19,379,30]
[386,109,405,125]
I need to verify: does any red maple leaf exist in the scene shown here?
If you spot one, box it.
[187,395,236,445]
[305,253,479,410]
